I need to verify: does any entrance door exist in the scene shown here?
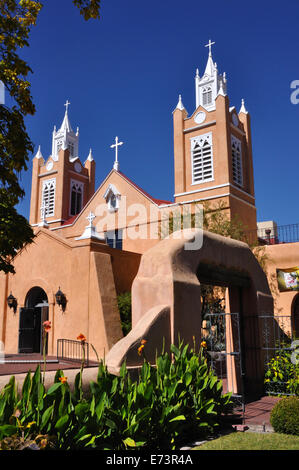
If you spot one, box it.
[18,307,42,353]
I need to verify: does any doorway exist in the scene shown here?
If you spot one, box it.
[18,287,49,354]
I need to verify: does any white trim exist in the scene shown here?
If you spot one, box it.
[191,131,214,185]
[183,121,216,133]
[229,192,256,210]
[174,192,256,209]
[31,219,65,227]
[38,170,58,178]
[174,182,255,200]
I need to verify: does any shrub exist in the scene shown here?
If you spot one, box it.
[117,292,132,336]
[270,397,299,435]
[264,345,299,396]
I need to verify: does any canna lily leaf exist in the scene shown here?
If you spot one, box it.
[169,415,186,422]
[123,437,136,447]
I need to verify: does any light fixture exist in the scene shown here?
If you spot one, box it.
[7,292,17,313]
[55,287,67,311]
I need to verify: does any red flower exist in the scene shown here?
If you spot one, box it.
[77,333,86,343]
[43,321,51,333]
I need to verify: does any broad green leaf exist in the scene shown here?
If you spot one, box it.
[47,382,62,395]
[123,437,136,447]
[55,413,69,431]
[169,415,186,422]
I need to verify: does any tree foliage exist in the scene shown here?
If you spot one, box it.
[0,0,100,273]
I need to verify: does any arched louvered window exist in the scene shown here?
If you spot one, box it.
[202,86,212,106]
[70,180,84,216]
[191,133,214,184]
[231,136,243,186]
[41,179,56,218]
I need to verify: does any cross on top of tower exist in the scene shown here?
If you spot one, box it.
[111,136,124,171]
[205,39,215,57]
[64,100,71,112]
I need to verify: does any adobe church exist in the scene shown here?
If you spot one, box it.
[0,42,298,367]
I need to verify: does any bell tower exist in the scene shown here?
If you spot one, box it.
[29,102,96,229]
[173,41,257,232]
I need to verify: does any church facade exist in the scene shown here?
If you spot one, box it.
[0,43,298,361]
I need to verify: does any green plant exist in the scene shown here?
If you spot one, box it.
[117,292,132,336]
[0,341,232,450]
[264,345,299,396]
[270,397,299,435]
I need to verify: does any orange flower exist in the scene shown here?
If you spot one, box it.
[201,341,207,349]
[141,339,147,345]
[77,333,86,343]
[138,345,144,356]
[59,376,68,384]
[43,320,51,333]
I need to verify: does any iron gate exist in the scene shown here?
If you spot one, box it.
[203,312,245,412]
[260,314,296,396]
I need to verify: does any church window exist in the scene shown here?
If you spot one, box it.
[202,86,212,106]
[70,180,84,216]
[231,136,243,186]
[41,178,56,217]
[56,140,63,155]
[191,133,214,184]
[105,229,123,250]
[68,142,74,157]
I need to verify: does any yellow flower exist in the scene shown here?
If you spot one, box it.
[26,421,36,429]
[201,341,207,349]
[138,345,144,356]
[59,376,68,384]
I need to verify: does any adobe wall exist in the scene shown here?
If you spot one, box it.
[107,229,273,396]
[0,228,140,360]
[263,242,299,330]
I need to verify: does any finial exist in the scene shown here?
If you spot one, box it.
[217,81,226,97]
[76,126,79,136]
[239,98,248,114]
[176,94,185,111]
[86,148,94,162]
[195,68,200,78]
[35,145,43,160]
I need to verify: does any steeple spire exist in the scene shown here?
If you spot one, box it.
[51,101,78,161]
[195,40,226,110]
[58,100,73,133]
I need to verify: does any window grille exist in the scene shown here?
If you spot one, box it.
[70,180,83,216]
[231,136,243,186]
[41,179,56,217]
[191,133,213,184]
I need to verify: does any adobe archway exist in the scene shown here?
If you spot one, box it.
[107,229,274,397]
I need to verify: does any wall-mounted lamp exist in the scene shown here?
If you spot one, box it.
[7,292,17,313]
[55,287,67,311]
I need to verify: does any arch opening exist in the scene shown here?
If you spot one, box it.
[19,287,49,354]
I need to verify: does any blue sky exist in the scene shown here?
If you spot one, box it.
[14,0,299,226]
